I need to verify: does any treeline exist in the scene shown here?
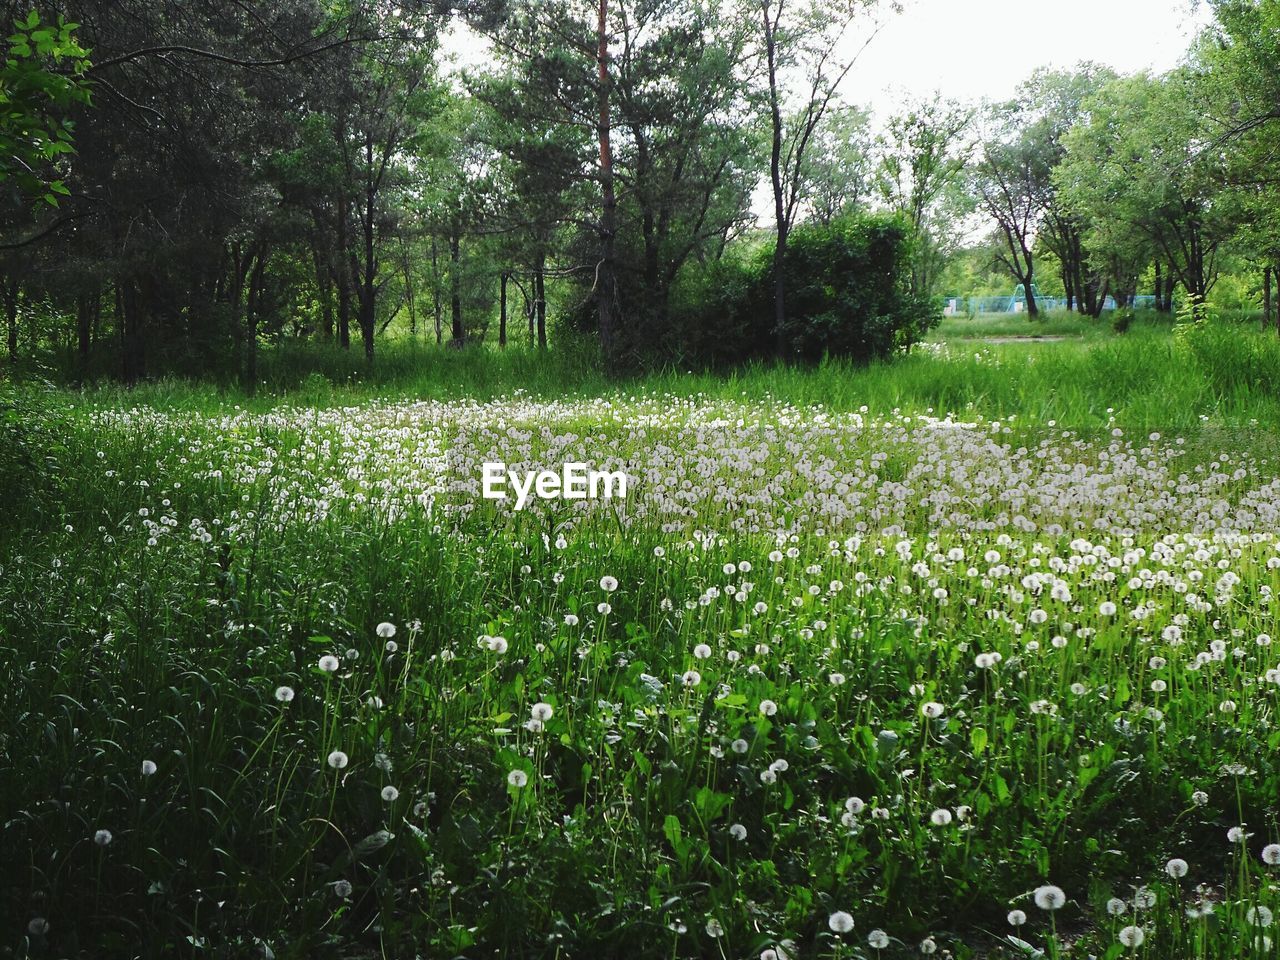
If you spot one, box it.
[971,15,1280,324]
[1,0,937,385]
[3,0,1280,387]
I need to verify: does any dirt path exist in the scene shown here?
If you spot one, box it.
[979,335,1074,343]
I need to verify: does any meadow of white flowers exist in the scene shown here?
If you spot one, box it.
[6,394,1280,958]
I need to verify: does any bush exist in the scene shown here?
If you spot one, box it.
[671,213,938,365]
[0,384,70,536]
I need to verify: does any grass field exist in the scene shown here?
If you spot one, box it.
[4,313,1280,959]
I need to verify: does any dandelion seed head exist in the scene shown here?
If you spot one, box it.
[1033,885,1066,911]
[1118,925,1145,948]
[828,910,854,933]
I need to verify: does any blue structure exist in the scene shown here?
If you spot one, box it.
[948,286,1158,316]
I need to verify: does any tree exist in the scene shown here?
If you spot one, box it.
[974,105,1055,317]
[800,103,873,225]
[1202,0,1280,330]
[754,0,888,353]
[1014,64,1117,315]
[1056,69,1229,307]
[331,7,443,362]
[874,93,972,300]
[472,0,760,361]
[0,10,91,210]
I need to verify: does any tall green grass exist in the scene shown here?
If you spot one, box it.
[27,315,1279,438]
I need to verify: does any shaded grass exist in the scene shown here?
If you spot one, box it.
[19,312,1280,438]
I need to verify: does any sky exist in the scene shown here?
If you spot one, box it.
[440,0,1213,120]
[838,0,1212,120]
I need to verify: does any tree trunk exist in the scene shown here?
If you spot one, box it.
[2,279,17,364]
[314,244,334,342]
[431,235,442,345]
[450,230,463,342]
[1265,265,1272,332]
[535,255,547,350]
[336,204,351,350]
[1269,264,1280,335]
[336,280,351,349]
[316,267,332,345]
[1095,280,1110,319]
[763,0,787,355]
[402,245,417,338]
[119,279,146,384]
[499,271,508,349]
[596,0,618,362]
[526,280,534,343]
[358,291,375,362]
[76,288,95,384]
[245,256,266,395]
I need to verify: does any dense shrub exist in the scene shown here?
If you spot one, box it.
[0,384,70,537]
[671,213,938,365]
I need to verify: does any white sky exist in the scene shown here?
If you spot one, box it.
[840,0,1211,120]
[441,0,1212,120]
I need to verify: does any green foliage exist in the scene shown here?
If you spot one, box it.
[674,214,938,365]
[5,341,1280,956]
[0,10,91,207]
[1175,310,1280,399]
[0,382,68,536]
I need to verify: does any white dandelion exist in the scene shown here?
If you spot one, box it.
[1118,925,1145,948]
[1248,906,1274,928]
[1033,885,1066,911]
[828,911,854,933]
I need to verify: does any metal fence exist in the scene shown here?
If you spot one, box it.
[946,295,1160,316]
